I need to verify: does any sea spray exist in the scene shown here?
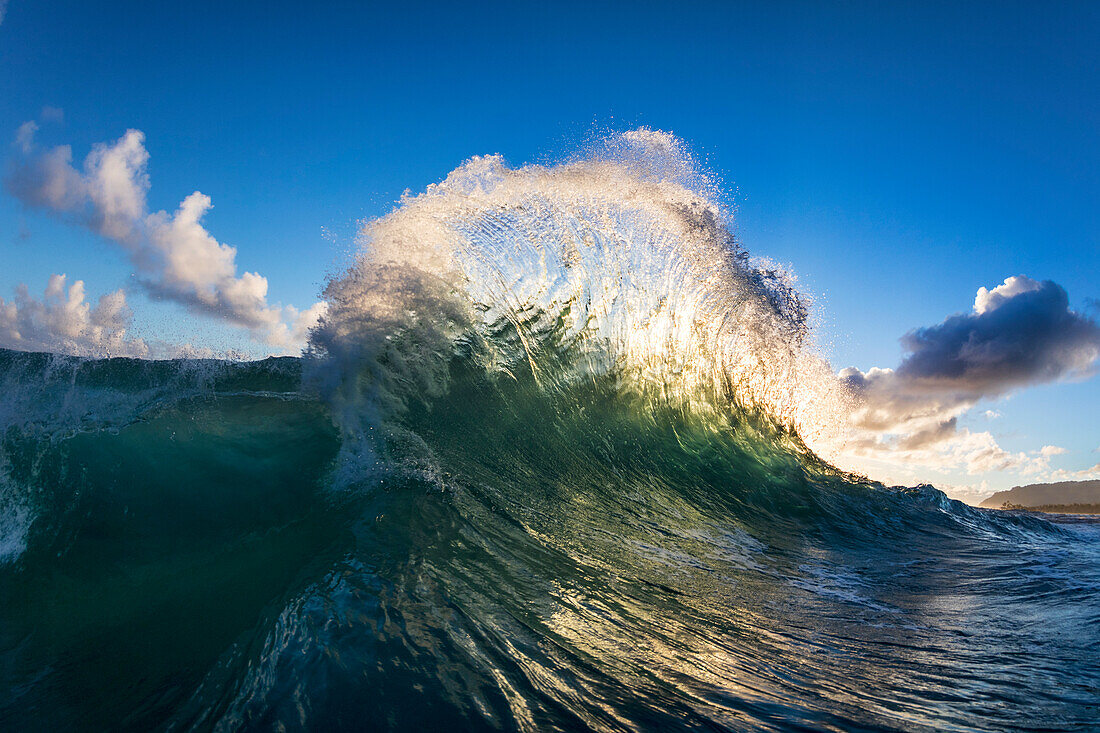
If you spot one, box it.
[309,129,850,471]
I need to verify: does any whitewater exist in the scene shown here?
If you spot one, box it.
[0,131,1097,731]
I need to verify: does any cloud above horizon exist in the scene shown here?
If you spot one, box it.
[4,122,325,354]
[0,274,148,357]
[838,276,1100,480]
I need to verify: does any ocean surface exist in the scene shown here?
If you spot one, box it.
[1,131,1098,731]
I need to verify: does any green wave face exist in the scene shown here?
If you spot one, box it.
[0,345,1096,732]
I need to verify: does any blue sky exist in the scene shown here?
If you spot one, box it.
[1,1,1098,498]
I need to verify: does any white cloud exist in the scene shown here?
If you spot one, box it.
[973,275,1043,315]
[834,277,1100,484]
[1043,462,1100,482]
[84,129,149,241]
[1015,445,1072,477]
[0,274,148,357]
[5,124,325,351]
[14,121,36,154]
[40,106,64,124]
[938,481,992,506]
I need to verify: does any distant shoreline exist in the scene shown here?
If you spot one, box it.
[979,480,1100,512]
[995,502,1100,515]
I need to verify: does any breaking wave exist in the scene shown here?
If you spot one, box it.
[0,132,1097,731]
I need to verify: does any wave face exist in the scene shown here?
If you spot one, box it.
[2,133,1099,731]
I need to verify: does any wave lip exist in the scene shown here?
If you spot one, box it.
[309,129,850,468]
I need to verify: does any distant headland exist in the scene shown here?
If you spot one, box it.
[979,480,1100,514]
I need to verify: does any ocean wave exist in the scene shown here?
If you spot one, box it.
[0,132,1096,731]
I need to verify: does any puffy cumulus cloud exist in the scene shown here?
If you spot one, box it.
[837,276,1100,482]
[14,121,37,154]
[8,125,149,242]
[1041,462,1100,483]
[0,274,148,357]
[1012,445,1073,478]
[973,275,1042,315]
[10,123,86,212]
[895,276,1098,394]
[840,418,1033,479]
[937,481,995,507]
[83,129,150,242]
[5,124,325,351]
[40,106,64,124]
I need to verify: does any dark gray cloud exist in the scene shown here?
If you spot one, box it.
[838,276,1099,477]
[895,278,1100,397]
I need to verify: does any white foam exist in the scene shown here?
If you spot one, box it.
[0,466,29,565]
[310,129,851,458]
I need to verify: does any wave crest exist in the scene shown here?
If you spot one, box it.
[309,130,850,457]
